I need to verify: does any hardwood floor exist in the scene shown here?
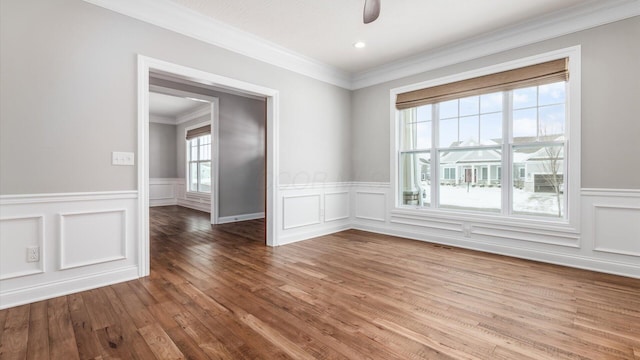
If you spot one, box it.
[1,205,639,359]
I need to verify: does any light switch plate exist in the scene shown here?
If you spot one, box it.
[112,151,135,166]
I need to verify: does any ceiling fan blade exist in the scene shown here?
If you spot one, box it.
[363,0,380,24]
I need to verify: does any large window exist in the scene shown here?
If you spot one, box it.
[397,57,572,220]
[186,125,212,193]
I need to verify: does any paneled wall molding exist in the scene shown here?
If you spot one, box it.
[0,191,138,310]
[343,182,639,278]
[2,184,638,309]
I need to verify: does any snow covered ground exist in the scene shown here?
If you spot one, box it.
[426,185,563,217]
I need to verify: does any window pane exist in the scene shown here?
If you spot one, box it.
[199,161,211,193]
[439,118,457,147]
[538,82,565,106]
[480,112,502,144]
[513,86,537,109]
[512,145,564,218]
[539,104,565,138]
[400,152,430,206]
[440,99,458,119]
[416,121,432,149]
[438,149,502,212]
[459,96,479,117]
[189,162,198,192]
[513,108,537,140]
[459,115,479,144]
[480,92,503,113]
[400,108,431,150]
[416,105,432,121]
[190,141,198,161]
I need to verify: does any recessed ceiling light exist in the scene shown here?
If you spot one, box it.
[353,41,366,49]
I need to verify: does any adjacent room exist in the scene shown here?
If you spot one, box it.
[1,0,639,359]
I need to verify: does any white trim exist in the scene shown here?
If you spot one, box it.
[149,84,217,125]
[351,222,640,279]
[0,265,139,310]
[389,46,582,233]
[151,72,266,101]
[82,0,638,90]
[581,188,640,197]
[84,0,350,89]
[0,191,138,205]
[58,209,128,270]
[218,212,265,224]
[351,0,640,89]
[149,114,176,125]
[176,104,211,124]
[0,215,45,280]
[138,55,279,279]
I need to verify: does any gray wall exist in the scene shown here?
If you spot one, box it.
[149,122,177,178]
[351,17,640,189]
[0,0,351,194]
[164,79,266,218]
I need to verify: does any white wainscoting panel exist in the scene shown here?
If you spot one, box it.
[149,178,180,207]
[283,195,321,230]
[355,191,386,222]
[592,205,640,256]
[59,209,127,270]
[0,216,44,280]
[0,191,139,309]
[351,183,640,279]
[324,191,350,222]
[583,189,640,259]
[277,183,352,245]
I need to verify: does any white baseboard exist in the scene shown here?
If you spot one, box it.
[278,223,352,246]
[352,222,640,279]
[0,265,139,310]
[218,212,265,224]
[177,198,211,213]
[0,191,140,309]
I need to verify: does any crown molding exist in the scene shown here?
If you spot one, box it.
[82,0,351,89]
[83,0,639,91]
[351,0,640,89]
[148,114,175,125]
[176,104,211,124]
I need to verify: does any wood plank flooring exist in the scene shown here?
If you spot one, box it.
[1,205,639,359]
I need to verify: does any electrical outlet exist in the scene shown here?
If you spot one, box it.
[462,223,472,238]
[27,246,40,262]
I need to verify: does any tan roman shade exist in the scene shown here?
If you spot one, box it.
[185,125,211,140]
[396,58,569,110]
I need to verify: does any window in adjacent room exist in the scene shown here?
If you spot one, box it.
[186,125,212,193]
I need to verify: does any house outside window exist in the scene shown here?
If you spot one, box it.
[186,125,212,194]
[395,51,578,223]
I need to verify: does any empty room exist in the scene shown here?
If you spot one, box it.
[1,0,639,359]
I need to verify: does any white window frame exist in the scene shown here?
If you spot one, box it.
[390,46,581,235]
[186,128,212,195]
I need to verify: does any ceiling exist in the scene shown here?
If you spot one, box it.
[149,92,204,119]
[169,0,588,73]
[86,0,638,89]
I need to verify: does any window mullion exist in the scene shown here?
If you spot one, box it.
[431,103,439,208]
[502,90,513,215]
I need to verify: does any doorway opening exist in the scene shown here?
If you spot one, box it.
[137,55,279,277]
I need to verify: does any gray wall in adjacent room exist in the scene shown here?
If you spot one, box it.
[165,78,266,218]
[0,0,351,194]
[149,122,178,178]
[351,17,640,189]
